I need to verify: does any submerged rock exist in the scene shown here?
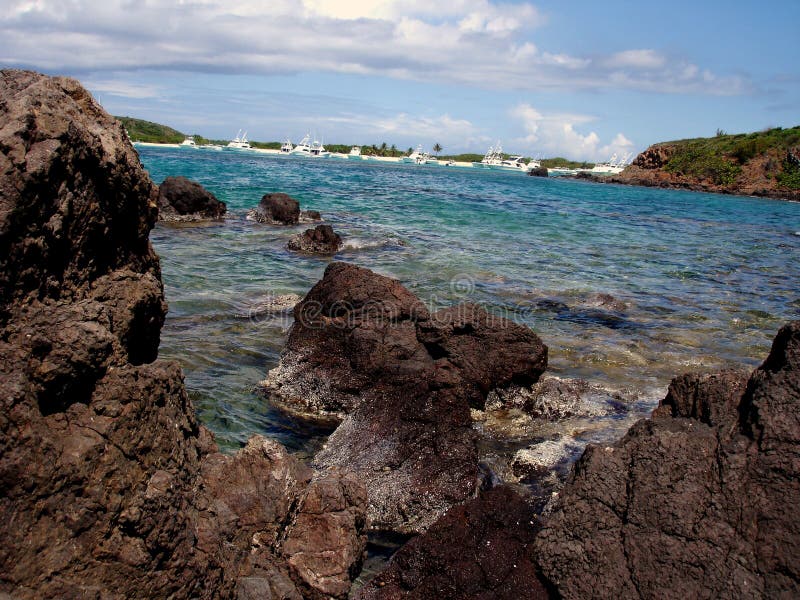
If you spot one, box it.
[157,175,226,221]
[287,224,343,255]
[264,262,547,533]
[0,69,366,599]
[535,323,800,599]
[301,209,323,222]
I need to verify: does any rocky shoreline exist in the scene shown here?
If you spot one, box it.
[2,70,799,599]
[575,142,800,202]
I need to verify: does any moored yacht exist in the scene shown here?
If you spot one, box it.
[473,142,534,172]
[309,138,330,157]
[579,152,633,176]
[180,136,197,148]
[280,139,293,153]
[290,134,312,156]
[227,130,251,149]
[473,142,503,168]
[401,145,424,164]
[348,146,363,160]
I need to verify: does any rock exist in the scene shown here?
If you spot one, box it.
[486,376,618,421]
[535,323,800,599]
[280,470,368,599]
[0,70,367,599]
[0,69,161,317]
[198,438,368,600]
[287,224,343,255]
[249,192,300,225]
[266,262,547,419]
[264,262,547,533]
[301,209,322,222]
[511,439,581,479]
[632,144,675,169]
[528,166,549,177]
[157,176,226,221]
[356,486,550,600]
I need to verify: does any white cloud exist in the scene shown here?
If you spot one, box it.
[85,79,161,99]
[0,0,747,95]
[510,103,636,161]
[605,49,666,69]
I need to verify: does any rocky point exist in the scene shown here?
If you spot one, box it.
[0,69,366,600]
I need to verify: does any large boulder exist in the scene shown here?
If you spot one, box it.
[157,175,226,221]
[265,262,547,420]
[287,224,343,255]
[249,192,300,224]
[264,262,547,533]
[0,69,367,599]
[356,486,550,600]
[535,322,800,599]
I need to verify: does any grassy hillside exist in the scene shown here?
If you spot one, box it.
[660,126,800,189]
[117,116,185,144]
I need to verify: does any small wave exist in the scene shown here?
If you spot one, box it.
[340,236,407,252]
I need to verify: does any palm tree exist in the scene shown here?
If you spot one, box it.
[433,143,443,155]
[380,142,388,156]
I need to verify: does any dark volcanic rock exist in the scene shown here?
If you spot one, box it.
[0,70,161,321]
[535,323,800,599]
[264,262,547,533]
[0,70,367,599]
[157,175,226,221]
[528,166,549,177]
[357,486,550,600]
[301,209,322,222]
[249,192,301,224]
[287,224,343,255]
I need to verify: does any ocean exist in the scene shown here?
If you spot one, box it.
[140,145,800,455]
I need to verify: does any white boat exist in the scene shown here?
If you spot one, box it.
[580,153,632,176]
[500,155,534,171]
[473,142,503,168]
[474,142,534,172]
[401,145,424,164]
[280,139,293,153]
[348,146,363,160]
[227,130,251,149]
[422,152,439,165]
[179,136,197,148]
[548,166,578,176]
[309,138,330,158]
[290,134,312,156]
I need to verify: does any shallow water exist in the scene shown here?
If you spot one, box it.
[141,146,800,453]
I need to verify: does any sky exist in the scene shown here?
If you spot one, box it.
[1,0,798,161]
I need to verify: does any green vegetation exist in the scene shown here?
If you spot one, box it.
[250,141,281,150]
[662,126,800,187]
[540,157,593,169]
[116,116,185,144]
[438,153,484,162]
[777,150,800,190]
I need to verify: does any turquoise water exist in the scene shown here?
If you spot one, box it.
[140,146,800,452]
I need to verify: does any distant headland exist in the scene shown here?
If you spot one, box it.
[580,127,800,201]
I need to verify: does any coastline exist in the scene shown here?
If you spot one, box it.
[133,142,481,169]
[571,170,800,202]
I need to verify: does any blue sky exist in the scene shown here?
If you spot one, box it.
[1,0,798,160]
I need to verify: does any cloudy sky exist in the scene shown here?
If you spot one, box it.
[2,0,798,160]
